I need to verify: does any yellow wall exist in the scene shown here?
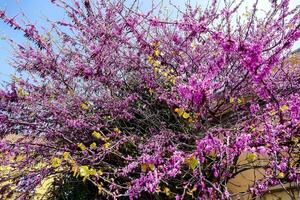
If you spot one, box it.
[228,153,299,199]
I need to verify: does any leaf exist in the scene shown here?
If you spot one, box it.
[97,182,104,195]
[90,142,97,149]
[280,105,289,112]
[249,124,256,132]
[182,112,190,119]
[113,127,121,134]
[70,160,78,177]
[148,163,155,171]
[188,118,194,123]
[102,142,110,149]
[246,153,257,162]
[269,110,277,116]
[79,165,91,181]
[237,98,242,104]
[89,168,97,175]
[141,164,148,172]
[153,60,161,67]
[63,152,70,160]
[163,187,171,196]
[189,158,199,170]
[51,157,62,168]
[153,49,160,57]
[92,131,102,139]
[185,155,199,170]
[97,169,103,176]
[80,102,89,110]
[147,56,154,64]
[18,88,24,97]
[174,108,184,117]
[77,143,87,151]
[187,186,197,197]
[156,186,161,193]
[291,137,299,144]
[277,172,285,179]
[15,154,25,161]
[35,175,55,196]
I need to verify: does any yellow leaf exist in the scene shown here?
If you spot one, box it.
[32,161,47,170]
[170,78,176,84]
[141,163,148,172]
[153,60,161,67]
[35,175,55,197]
[246,153,257,162]
[71,161,79,177]
[237,98,242,104]
[63,152,70,160]
[182,112,190,119]
[149,88,154,94]
[17,88,29,97]
[79,165,97,181]
[79,165,90,177]
[229,97,235,103]
[90,142,97,149]
[164,187,171,196]
[174,108,184,117]
[188,118,194,123]
[280,105,289,112]
[249,124,256,132]
[51,157,62,168]
[187,185,197,196]
[18,88,24,97]
[277,172,285,179]
[89,168,97,176]
[156,187,161,193]
[162,72,168,77]
[80,102,89,110]
[92,131,102,139]
[77,143,87,151]
[97,169,103,176]
[291,137,299,144]
[0,165,12,173]
[185,155,199,170]
[102,142,110,149]
[147,56,154,64]
[113,127,121,134]
[15,154,25,162]
[148,163,155,171]
[154,49,160,57]
[97,182,104,195]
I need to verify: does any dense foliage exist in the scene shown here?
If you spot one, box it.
[0,0,300,199]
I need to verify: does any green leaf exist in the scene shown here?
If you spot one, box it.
[186,155,199,170]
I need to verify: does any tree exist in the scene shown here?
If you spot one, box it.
[0,0,300,199]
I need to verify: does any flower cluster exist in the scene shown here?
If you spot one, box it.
[0,0,300,199]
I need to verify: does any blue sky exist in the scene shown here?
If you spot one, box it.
[0,0,67,83]
[0,0,299,83]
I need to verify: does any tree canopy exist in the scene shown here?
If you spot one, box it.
[0,0,300,199]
